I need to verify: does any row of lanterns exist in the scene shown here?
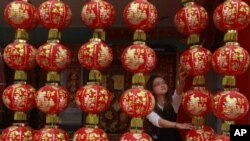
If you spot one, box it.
[175,0,250,141]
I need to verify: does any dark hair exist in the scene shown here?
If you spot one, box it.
[145,74,173,111]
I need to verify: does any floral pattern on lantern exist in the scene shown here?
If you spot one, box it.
[38,0,72,29]
[212,42,250,75]
[2,83,36,112]
[78,39,113,70]
[180,45,212,76]
[81,0,115,29]
[213,0,250,32]
[174,3,208,35]
[211,90,249,121]
[3,40,37,71]
[186,126,215,141]
[121,44,157,74]
[119,131,152,141]
[182,88,211,117]
[35,85,69,114]
[34,126,69,141]
[120,87,155,117]
[75,84,111,114]
[4,0,38,30]
[73,127,109,141]
[1,124,33,141]
[36,42,72,72]
[123,0,158,31]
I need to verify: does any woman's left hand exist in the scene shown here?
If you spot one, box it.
[176,123,194,130]
[178,65,189,85]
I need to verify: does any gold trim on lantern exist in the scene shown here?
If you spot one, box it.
[14,111,27,121]
[14,70,27,81]
[224,30,238,42]
[93,29,106,41]
[130,117,143,129]
[133,29,146,42]
[89,70,102,83]
[15,29,29,40]
[47,71,60,82]
[187,34,200,45]
[46,114,59,125]
[132,73,145,86]
[222,75,236,87]
[192,75,205,86]
[48,28,61,41]
[182,0,195,6]
[192,116,204,127]
[221,121,235,134]
[190,44,200,49]
[86,114,99,125]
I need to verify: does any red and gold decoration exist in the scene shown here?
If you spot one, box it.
[73,127,109,141]
[119,130,152,141]
[186,126,215,141]
[34,126,69,141]
[212,135,230,141]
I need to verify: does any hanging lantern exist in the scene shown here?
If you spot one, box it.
[119,130,152,141]
[78,38,113,70]
[174,2,208,36]
[3,40,37,71]
[36,42,72,72]
[1,124,33,141]
[186,126,215,141]
[81,0,115,29]
[73,127,109,141]
[211,90,249,121]
[75,84,111,114]
[213,0,250,32]
[4,0,38,31]
[38,0,72,30]
[182,87,211,126]
[35,85,69,114]
[212,135,230,141]
[2,83,36,112]
[123,0,158,31]
[34,126,69,141]
[121,43,157,74]
[180,45,212,76]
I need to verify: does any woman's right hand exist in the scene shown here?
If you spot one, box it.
[176,122,194,130]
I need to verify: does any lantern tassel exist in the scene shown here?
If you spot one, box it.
[187,34,200,45]
[130,117,143,129]
[14,70,27,81]
[222,75,236,87]
[47,71,60,82]
[93,29,106,41]
[224,30,238,42]
[132,73,145,86]
[133,29,146,42]
[89,70,102,83]
[48,28,61,41]
[14,112,27,121]
[192,75,205,86]
[221,121,235,134]
[86,114,99,125]
[15,28,29,40]
[192,116,204,127]
[46,114,59,125]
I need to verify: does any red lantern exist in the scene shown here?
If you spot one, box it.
[212,42,250,75]
[4,0,38,30]
[180,45,212,76]
[34,126,69,141]
[75,84,111,114]
[119,131,152,141]
[38,0,72,29]
[186,126,215,141]
[120,87,155,117]
[35,85,69,114]
[73,127,109,141]
[123,0,158,31]
[211,90,249,121]
[36,42,72,72]
[2,83,36,112]
[121,44,157,74]
[1,124,33,141]
[213,0,250,32]
[182,87,211,117]
[78,38,113,70]
[3,40,37,71]
[175,2,208,35]
[212,135,230,141]
[81,0,115,29]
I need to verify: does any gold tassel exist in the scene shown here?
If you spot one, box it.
[48,28,61,41]
[47,71,60,82]
[133,30,146,42]
[222,75,236,87]
[224,30,238,42]
[89,70,102,83]
[86,114,99,125]
[93,29,106,41]
[187,34,200,45]
[132,73,145,86]
[15,29,28,40]
[130,117,143,129]
[192,116,204,127]
[192,75,205,86]
[14,70,27,81]
[14,112,27,121]
[46,114,59,125]
[221,121,235,134]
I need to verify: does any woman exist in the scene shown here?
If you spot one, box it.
[145,67,193,141]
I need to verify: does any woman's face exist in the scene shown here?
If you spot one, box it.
[152,77,168,96]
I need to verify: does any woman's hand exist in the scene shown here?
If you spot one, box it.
[175,122,194,130]
[177,65,189,85]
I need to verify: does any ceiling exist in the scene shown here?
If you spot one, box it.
[0,0,205,28]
